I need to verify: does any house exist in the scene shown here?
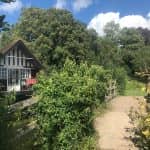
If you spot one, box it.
[0,40,41,92]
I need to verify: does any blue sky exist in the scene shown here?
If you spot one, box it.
[0,0,150,35]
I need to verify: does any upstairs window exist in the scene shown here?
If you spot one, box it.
[13,49,15,65]
[17,49,19,66]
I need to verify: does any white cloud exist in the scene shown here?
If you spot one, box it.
[73,0,93,11]
[147,12,150,18]
[55,0,67,9]
[88,12,150,36]
[119,15,150,29]
[88,12,120,36]
[0,0,22,13]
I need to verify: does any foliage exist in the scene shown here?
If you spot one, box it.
[0,30,13,48]
[132,47,150,73]
[119,28,144,51]
[94,37,122,68]
[0,92,39,150]
[103,21,120,44]
[0,0,13,32]
[6,90,16,104]
[0,92,16,150]
[111,67,127,95]
[118,28,145,74]
[0,93,9,150]
[76,136,96,150]
[1,6,150,150]
[34,59,112,150]
[0,15,10,32]
[8,8,95,67]
[103,22,148,76]
[124,78,145,96]
[138,27,150,45]
[129,100,150,149]
[1,8,149,78]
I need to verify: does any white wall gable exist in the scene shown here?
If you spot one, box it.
[0,46,33,68]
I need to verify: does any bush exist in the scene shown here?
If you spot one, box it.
[34,59,112,150]
[112,67,127,95]
[129,100,150,150]
[0,92,16,150]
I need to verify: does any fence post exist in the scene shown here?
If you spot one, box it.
[105,80,117,101]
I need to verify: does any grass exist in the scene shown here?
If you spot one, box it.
[124,78,146,96]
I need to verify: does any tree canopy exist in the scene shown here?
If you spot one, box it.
[0,7,149,76]
[11,8,95,67]
[0,6,150,149]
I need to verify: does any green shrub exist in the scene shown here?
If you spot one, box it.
[0,92,16,150]
[6,91,16,105]
[129,100,150,149]
[112,67,127,95]
[34,59,112,150]
[0,92,38,150]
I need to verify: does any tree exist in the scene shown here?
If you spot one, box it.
[0,0,14,32]
[93,36,122,69]
[104,21,120,44]
[10,8,96,67]
[132,46,150,73]
[138,27,150,45]
[0,15,5,32]
[0,30,13,48]
[118,28,145,74]
[0,14,10,33]
[119,28,144,51]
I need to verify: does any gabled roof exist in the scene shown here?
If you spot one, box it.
[0,40,42,70]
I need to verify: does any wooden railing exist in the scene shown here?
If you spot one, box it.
[105,80,117,101]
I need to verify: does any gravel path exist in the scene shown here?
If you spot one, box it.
[94,96,141,150]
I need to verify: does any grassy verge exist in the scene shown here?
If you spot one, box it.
[124,78,145,96]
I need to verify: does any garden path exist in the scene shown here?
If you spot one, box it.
[95,96,142,150]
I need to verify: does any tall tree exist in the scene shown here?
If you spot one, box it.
[119,28,144,51]
[13,8,95,67]
[118,28,145,74]
[96,37,122,68]
[132,46,150,73]
[104,21,120,44]
[138,27,150,45]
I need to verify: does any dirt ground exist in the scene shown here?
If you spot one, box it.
[94,96,142,150]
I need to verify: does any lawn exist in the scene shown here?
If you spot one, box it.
[124,78,146,96]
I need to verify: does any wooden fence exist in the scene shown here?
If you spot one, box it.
[105,80,117,101]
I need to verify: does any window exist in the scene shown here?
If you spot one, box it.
[13,49,15,65]
[0,57,3,66]
[8,54,10,65]
[0,68,7,79]
[21,69,31,79]
[17,49,19,65]
[0,67,7,91]
[8,69,19,86]
[21,52,23,66]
